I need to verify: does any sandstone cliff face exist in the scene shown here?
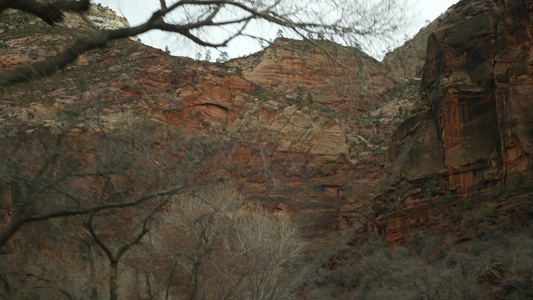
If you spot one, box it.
[370,0,533,246]
[223,102,396,233]
[424,0,533,192]
[62,4,131,30]
[0,3,136,71]
[381,27,433,80]
[493,0,533,184]
[235,38,395,114]
[0,7,412,238]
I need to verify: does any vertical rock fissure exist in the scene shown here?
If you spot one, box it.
[493,7,506,185]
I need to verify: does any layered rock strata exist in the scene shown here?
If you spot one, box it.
[235,38,395,114]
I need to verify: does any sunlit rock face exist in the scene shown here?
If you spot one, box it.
[382,25,434,80]
[369,0,533,246]
[61,4,131,30]
[222,39,404,234]
[222,101,393,234]
[61,4,141,42]
[381,6,455,81]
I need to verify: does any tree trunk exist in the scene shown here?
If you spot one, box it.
[109,260,118,300]
[189,261,201,300]
[87,245,98,300]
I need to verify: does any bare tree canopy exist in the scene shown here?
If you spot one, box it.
[0,0,412,86]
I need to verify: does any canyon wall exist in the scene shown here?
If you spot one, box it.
[369,0,533,246]
[4,0,530,249]
[237,38,394,113]
[0,6,414,239]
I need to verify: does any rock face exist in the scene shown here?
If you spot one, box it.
[235,38,394,114]
[223,102,396,233]
[425,0,533,192]
[382,3,461,81]
[0,3,131,30]
[370,0,533,246]
[0,7,412,239]
[382,28,433,80]
[62,4,131,30]
[0,3,137,71]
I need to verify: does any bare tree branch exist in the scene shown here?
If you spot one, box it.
[18,272,74,300]
[0,0,90,25]
[0,0,410,86]
[50,0,90,12]
[86,192,171,300]
[0,136,199,247]
[159,0,167,10]
[0,184,183,247]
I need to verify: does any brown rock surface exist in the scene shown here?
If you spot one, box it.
[1,8,413,240]
[370,0,533,246]
[382,25,434,80]
[223,101,392,233]
[235,38,395,114]
[382,3,459,80]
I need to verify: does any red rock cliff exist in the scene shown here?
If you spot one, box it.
[1,8,410,240]
[369,0,533,246]
[236,38,394,114]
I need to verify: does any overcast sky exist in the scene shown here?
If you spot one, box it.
[92,0,460,61]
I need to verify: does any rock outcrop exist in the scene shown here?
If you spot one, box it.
[382,3,458,80]
[235,38,394,114]
[369,0,533,246]
[62,4,131,30]
[223,101,395,233]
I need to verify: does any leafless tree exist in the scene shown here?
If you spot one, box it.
[86,204,165,300]
[0,117,203,246]
[0,101,222,298]
[135,183,305,299]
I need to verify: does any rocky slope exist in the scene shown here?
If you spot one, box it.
[368,0,533,246]
[0,4,417,241]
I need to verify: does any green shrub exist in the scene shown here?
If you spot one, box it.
[477,206,499,223]
[460,197,475,210]
[235,66,243,77]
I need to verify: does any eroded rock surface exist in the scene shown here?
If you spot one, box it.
[370,0,533,246]
[236,38,395,114]
[1,8,413,239]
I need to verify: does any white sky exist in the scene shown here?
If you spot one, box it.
[93,0,460,61]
